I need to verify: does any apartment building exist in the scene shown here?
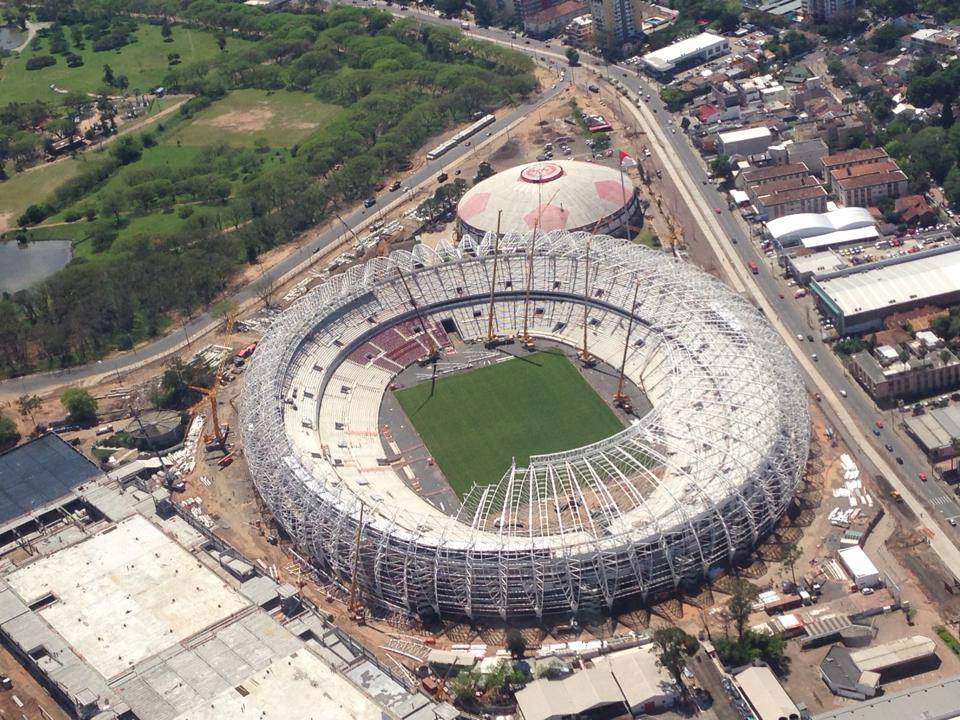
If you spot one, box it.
[821,148,890,177]
[835,170,908,206]
[802,0,856,21]
[755,185,829,219]
[737,162,810,189]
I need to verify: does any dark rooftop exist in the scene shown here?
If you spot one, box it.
[0,433,102,527]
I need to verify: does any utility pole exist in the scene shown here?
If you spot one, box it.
[486,211,502,346]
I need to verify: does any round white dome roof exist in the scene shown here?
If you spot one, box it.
[457,160,636,235]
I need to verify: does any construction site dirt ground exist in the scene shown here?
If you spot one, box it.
[0,642,70,720]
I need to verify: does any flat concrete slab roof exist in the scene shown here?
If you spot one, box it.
[6,514,250,679]
[173,650,383,720]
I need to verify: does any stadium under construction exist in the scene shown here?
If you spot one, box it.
[240,231,810,621]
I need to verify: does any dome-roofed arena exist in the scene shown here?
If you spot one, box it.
[240,232,809,621]
[457,160,640,237]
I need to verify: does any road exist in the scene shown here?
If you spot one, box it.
[0,64,571,396]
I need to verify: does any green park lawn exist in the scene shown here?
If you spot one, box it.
[0,24,253,104]
[0,156,92,232]
[167,89,341,148]
[394,350,624,497]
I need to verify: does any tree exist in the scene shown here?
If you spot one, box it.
[727,578,756,640]
[216,33,226,51]
[565,47,580,66]
[447,668,481,704]
[253,275,277,308]
[17,394,42,428]
[0,414,19,451]
[110,136,142,165]
[652,626,699,695]
[60,388,98,425]
[867,23,905,53]
[103,63,115,87]
[711,154,732,179]
[505,628,527,658]
[779,543,801,588]
[161,19,173,41]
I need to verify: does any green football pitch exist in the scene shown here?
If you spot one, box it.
[394,349,624,497]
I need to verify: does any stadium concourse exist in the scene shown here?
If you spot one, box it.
[240,231,810,621]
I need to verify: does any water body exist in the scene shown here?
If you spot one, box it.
[0,26,26,52]
[0,240,72,294]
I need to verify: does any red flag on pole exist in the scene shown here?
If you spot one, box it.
[619,150,638,168]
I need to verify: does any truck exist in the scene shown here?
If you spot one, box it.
[460,21,470,29]
[747,260,759,274]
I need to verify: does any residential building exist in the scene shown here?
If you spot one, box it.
[802,0,856,22]
[639,32,729,75]
[908,27,960,53]
[894,194,937,226]
[827,159,900,190]
[755,184,828,219]
[747,175,821,202]
[738,162,810,189]
[590,0,628,43]
[767,138,828,174]
[514,0,568,20]
[524,0,589,36]
[565,13,594,45]
[820,147,889,176]
[835,169,908,207]
[851,342,960,403]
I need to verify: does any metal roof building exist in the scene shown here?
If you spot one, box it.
[810,248,960,334]
[734,665,801,720]
[903,406,960,458]
[0,433,101,532]
[640,32,729,74]
[765,207,875,247]
[849,635,938,673]
[457,161,639,238]
[514,665,627,720]
[813,674,960,720]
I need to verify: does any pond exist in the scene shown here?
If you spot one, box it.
[0,240,72,294]
[0,26,26,52]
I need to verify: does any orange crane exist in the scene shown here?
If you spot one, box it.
[189,360,228,454]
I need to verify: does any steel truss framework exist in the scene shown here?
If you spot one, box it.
[240,232,810,621]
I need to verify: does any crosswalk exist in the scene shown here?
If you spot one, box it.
[931,495,952,507]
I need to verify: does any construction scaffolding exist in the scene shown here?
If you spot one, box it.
[239,232,810,621]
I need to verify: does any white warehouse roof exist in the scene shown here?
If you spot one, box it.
[719,126,772,145]
[838,545,879,583]
[642,33,727,73]
[800,225,879,251]
[767,208,875,244]
[735,666,800,720]
[813,249,960,318]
